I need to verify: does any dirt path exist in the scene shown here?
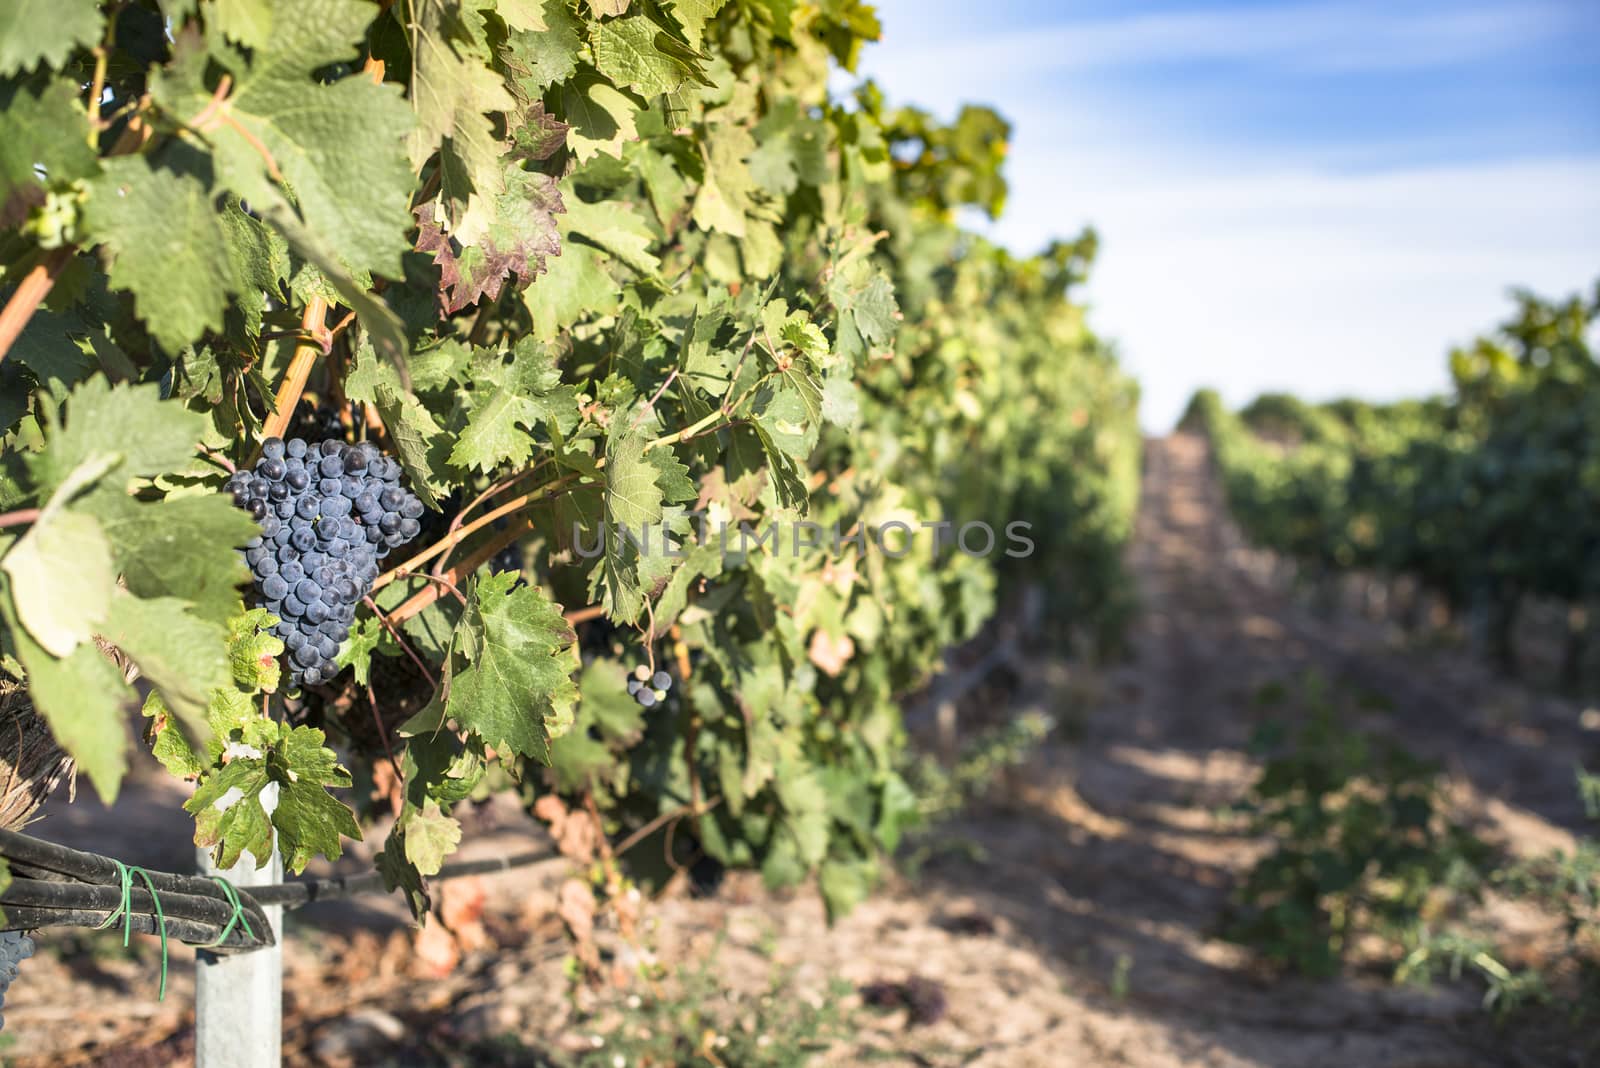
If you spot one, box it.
[4,434,1594,1067]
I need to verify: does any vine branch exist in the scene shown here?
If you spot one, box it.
[0,249,73,364]
[259,297,330,446]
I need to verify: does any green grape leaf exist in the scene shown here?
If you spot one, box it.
[497,0,582,96]
[692,123,758,237]
[10,307,97,394]
[405,0,516,224]
[818,857,875,921]
[80,158,241,355]
[664,0,727,49]
[2,507,113,658]
[0,76,100,227]
[559,75,641,163]
[188,758,278,869]
[150,1,416,280]
[29,378,205,499]
[0,0,104,76]
[92,493,256,627]
[403,730,486,806]
[449,340,579,472]
[549,658,644,791]
[219,199,290,338]
[562,195,661,277]
[226,608,285,693]
[142,692,206,781]
[592,15,711,97]
[375,825,431,918]
[372,383,452,509]
[524,238,617,340]
[269,725,363,873]
[212,0,276,49]
[404,572,577,764]
[0,580,133,802]
[589,426,670,621]
[101,591,231,746]
[337,615,385,687]
[401,799,461,876]
[255,193,412,372]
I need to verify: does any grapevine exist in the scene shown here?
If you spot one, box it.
[0,0,1139,967]
[1188,280,1599,681]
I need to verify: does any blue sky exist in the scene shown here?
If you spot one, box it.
[850,0,1600,430]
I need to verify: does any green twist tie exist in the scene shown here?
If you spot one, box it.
[204,876,257,949]
[94,860,170,1000]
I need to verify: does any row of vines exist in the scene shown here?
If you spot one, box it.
[1186,280,1598,688]
[0,0,1139,927]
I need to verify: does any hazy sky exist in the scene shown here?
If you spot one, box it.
[850,0,1600,430]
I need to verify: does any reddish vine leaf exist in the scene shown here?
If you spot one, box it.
[414,168,565,314]
[508,101,571,163]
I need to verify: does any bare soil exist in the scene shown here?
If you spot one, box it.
[3,434,1595,1067]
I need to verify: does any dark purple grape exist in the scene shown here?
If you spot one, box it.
[226,436,425,689]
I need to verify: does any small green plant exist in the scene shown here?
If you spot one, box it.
[904,711,1054,822]
[1225,683,1489,977]
[1578,765,1600,821]
[571,958,854,1068]
[1109,953,1132,1000]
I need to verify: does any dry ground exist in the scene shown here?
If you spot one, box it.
[3,434,1596,1067]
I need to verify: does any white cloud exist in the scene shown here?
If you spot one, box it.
[986,151,1600,430]
[862,1,1577,88]
[855,1,1600,431]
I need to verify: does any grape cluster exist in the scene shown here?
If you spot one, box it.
[627,665,673,708]
[0,931,36,1031]
[226,437,424,688]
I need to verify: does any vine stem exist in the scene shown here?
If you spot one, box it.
[430,463,547,580]
[564,604,606,625]
[385,519,530,625]
[0,509,40,530]
[644,407,727,452]
[365,683,404,819]
[0,248,72,364]
[259,297,329,446]
[370,473,579,595]
[86,47,109,137]
[361,595,438,689]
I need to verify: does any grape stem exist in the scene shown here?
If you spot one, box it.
[384,518,531,625]
[430,463,548,580]
[0,248,72,365]
[362,595,438,689]
[644,407,728,452]
[258,297,330,450]
[405,571,468,606]
[370,473,580,595]
[365,683,405,817]
[563,604,606,625]
[612,797,719,858]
